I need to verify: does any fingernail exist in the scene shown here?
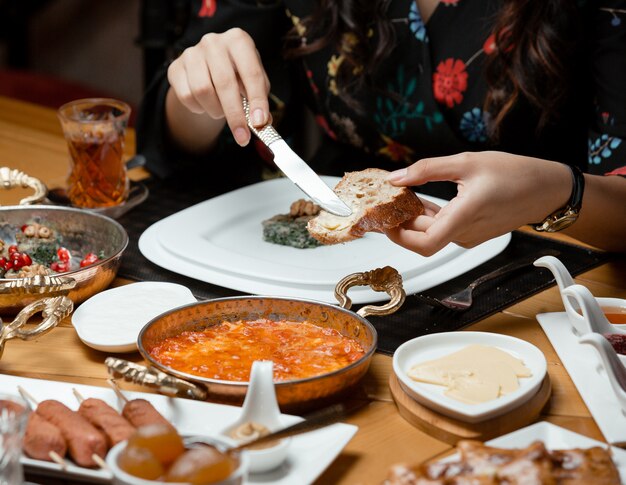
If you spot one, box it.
[234,127,249,146]
[387,168,407,182]
[252,109,266,127]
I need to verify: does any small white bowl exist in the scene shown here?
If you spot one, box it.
[106,440,249,485]
[393,332,547,423]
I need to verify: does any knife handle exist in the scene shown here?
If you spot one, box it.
[242,96,282,146]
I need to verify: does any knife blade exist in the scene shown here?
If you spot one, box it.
[242,97,352,217]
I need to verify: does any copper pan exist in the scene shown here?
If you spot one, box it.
[0,205,128,314]
[106,266,405,411]
[0,168,128,316]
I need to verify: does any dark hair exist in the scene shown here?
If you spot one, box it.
[284,0,580,139]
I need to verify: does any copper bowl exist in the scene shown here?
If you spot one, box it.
[106,267,405,411]
[0,205,128,314]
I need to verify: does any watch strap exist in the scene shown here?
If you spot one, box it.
[533,165,585,232]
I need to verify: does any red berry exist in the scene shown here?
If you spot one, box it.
[57,247,71,262]
[50,261,69,273]
[20,253,32,267]
[79,252,99,267]
[8,245,18,255]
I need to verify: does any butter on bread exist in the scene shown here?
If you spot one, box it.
[307,168,424,245]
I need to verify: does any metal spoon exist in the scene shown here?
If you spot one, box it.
[185,399,366,454]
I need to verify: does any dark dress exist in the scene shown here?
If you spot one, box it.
[136,0,626,199]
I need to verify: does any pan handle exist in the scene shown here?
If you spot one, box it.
[105,357,208,401]
[334,266,406,318]
[0,167,48,205]
[0,274,76,295]
[0,296,73,359]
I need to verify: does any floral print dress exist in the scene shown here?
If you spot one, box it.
[137,0,626,191]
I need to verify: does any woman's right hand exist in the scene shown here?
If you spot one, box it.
[166,28,271,147]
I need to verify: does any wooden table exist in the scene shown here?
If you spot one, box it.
[1,95,625,485]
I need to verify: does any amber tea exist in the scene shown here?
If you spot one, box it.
[58,99,131,208]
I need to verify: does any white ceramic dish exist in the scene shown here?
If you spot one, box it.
[534,255,626,330]
[72,282,197,353]
[139,177,510,304]
[537,311,626,445]
[439,421,626,482]
[392,332,547,423]
[219,361,291,474]
[563,285,626,336]
[0,374,357,484]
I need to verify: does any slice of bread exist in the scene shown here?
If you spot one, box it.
[307,168,424,244]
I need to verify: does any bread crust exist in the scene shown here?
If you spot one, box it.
[307,168,424,245]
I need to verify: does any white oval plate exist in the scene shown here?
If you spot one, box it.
[72,281,197,352]
[139,177,511,304]
[393,331,547,423]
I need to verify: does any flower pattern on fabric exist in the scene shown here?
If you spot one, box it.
[378,134,415,163]
[374,65,443,138]
[588,135,623,165]
[327,55,344,95]
[607,165,626,175]
[315,115,337,141]
[286,10,307,37]
[600,6,624,26]
[433,58,468,108]
[483,34,497,55]
[408,2,428,42]
[305,69,319,95]
[197,0,216,17]
[330,112,363,148]
[460,108,489,143]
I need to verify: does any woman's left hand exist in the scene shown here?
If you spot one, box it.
[384,151,572,256]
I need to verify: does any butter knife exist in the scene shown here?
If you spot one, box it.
[242,97,352,217]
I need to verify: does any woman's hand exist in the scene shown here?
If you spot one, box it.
[384,152,572,256]
[166,28,271,147]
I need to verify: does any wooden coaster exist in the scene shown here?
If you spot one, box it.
[389,373,551,445]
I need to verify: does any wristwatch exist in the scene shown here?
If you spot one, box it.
[533,165,585,233]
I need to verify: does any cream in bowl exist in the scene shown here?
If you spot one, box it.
[406,344,532,405]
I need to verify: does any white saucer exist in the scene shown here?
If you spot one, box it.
[392,332,547,423]
[72,282,197,352]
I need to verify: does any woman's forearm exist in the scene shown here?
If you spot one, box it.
[562,173,626,252]
[165,87,227,154]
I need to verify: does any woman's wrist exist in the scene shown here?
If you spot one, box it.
[532,163,584,232]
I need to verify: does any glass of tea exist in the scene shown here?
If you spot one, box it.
[58,98,131,208]
[0,393,30,485]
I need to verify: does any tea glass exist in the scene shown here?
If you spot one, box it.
[58,98,131,209]
[0,393,30,485]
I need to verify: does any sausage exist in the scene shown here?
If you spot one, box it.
[122,399,173,429]
[78,398,135,447]
[36,400,107,468]
[23,412,67,462]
